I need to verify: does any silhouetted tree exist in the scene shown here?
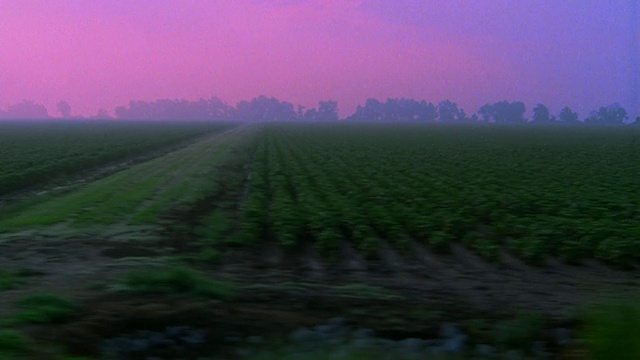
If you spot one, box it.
[296,105,306,120]
[476,101,525,123]
[438,100,461,122]
[417,101,438,122]
[531,103,551,123]
[303,108,317,121]
[317,100,339,121]
[1,100,50,119]
[93,109,111,119]
[114,97,231,120]
[558,106,579,124]
[57,101,72,118]
[584,103,628,125]
[232,96,297,122]
[477,104,494,123]
[346,98,438,122]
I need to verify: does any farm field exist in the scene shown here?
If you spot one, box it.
[0,122,639,359]
[0,120,231,197]
[238,123,640,267]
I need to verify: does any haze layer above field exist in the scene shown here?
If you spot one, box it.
[1,0,638,118]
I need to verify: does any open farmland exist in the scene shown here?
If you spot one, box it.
[0,120,231,196]
[0,122,639,359]
[237,123,640,267]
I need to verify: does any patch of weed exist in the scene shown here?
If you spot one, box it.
[493,312,545,350]
[582,300,640,360]
[122,266,234,299]
[0,269,25,291]
[4,294,77,325]
[86,281,108,290]
[198,247,221,262]
[0,329,30,354]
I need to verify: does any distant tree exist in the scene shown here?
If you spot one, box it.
[113,97,231,120]
[364,98,384,121]
[114,106,128,119]
[303,108,317,121]
[585,103,628,125]
[57,100,72,118]
[477,103,494,122]
[531,103,551,123]
[231,96,297,122]
[476,101,525,123]
[346,105,364,121]
[345,98,439,122]
[437,100,461,122]
[317,100,339,121]
[417,101,438,122]
[4,100,49,119]
[296,105,306,120]
[456,108,469,122]
[505,101,526,123]
[93,109,111,119]
[633,116,640,125]
[558,106,579,124]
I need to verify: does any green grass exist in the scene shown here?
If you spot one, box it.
[121,266,234,299]
[0,121,230,196]
[0,270,26,291]
[197,247,222,262]
[0,124,250,232]
[493,313,545,350]
[194,210,232,244]
[582,300,640,360]
[0,329,30,354]
[3,294,77,326]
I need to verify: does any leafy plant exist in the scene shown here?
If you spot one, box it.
[5,294,77,325]
[0,329,30,353]
[493,313,545,350]
[582,300,640,360]
[122,266,234,299]
[0,269,26,291]
[198,247,221,262]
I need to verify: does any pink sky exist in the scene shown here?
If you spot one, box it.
[1,0,638,118]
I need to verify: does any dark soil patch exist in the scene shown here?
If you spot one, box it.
[100,246,158,258]
[29,290,464,359]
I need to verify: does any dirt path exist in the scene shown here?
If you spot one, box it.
[0,127,234,212]
[214,239,640,319]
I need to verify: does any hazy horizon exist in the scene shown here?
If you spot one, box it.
[1,1,638,119]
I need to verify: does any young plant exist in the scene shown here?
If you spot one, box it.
[122,266,234,299]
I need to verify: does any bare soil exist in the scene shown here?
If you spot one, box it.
[1,233,638,358]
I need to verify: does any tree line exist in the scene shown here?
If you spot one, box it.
[0,96,638,125]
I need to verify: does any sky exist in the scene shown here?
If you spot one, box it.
[1,0,638,118]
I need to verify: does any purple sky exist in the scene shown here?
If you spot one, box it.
[1,0,638,118]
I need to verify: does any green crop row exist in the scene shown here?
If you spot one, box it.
[238,123,640,267]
